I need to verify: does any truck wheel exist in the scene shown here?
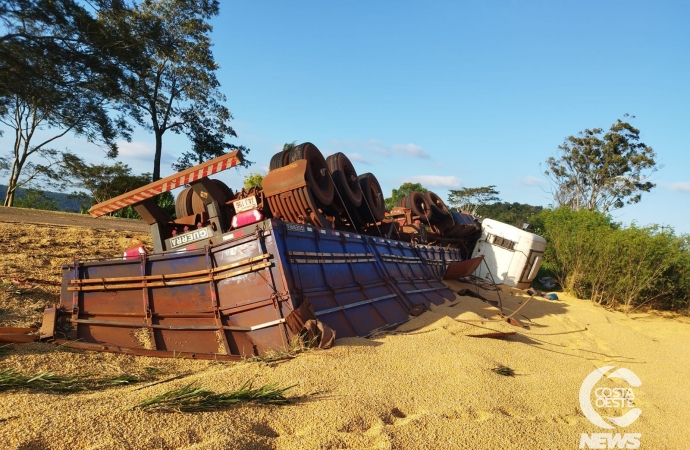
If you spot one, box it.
[269,150,290,171]
[289,142,334,206]
[358,172,385,223]
[406,191,432,223]
[425,191,450,222]
[327,152,362,207]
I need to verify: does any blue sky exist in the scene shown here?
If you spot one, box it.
[4,1,689,232]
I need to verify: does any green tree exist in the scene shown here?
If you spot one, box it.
[63,155,176,218]
[0,0,130,206]
[447,185,500,214]
[385,182,427,211]
[476,202,543,228]
[243,173,263,190]
[63,156,151,205]
[106,0,240,181]
[544,115,657,212]
[13,188,59,210]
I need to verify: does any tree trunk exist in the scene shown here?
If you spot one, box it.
[3,188,15,207]
[153,130,163,181]
[3,157,22,207]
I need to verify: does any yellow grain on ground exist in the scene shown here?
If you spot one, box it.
[1,221,690,449]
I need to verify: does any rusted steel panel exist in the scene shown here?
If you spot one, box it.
[0,327,38,343]
[53,218,470,358]
[443,256,484,280]
[263,161,331,229]
[59,227,290,358]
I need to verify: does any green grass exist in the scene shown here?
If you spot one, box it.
[491,365,516,377]
[134,380,297,412]
[0,367,156,393]
[0,368,87,392]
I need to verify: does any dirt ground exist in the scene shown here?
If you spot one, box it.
[1,212,689,449]
[0,206,149,233]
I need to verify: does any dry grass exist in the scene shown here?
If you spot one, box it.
[0,223,152,328]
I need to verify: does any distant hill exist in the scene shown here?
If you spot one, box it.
[0,185,88,212]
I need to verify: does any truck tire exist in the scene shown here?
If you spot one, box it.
[289,142,334,206]
[327,152,362,207]
[357,172,386,223]
[425,191,450,222]
[405,191,433,223]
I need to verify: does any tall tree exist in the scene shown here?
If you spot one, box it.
[476,202,543,227]
[243,172,263,190]
[544,116,657,212]
[62,155,150,205]
[447,185,500,214]
[385,182,427,211]
[0,0,130,206]
[109,0,238,181]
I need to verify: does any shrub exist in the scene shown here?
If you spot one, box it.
[533,208,690,311]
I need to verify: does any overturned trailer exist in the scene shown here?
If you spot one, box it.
[40,144,484,359]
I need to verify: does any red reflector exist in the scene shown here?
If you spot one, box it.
[123,246,146,260]
[232,209,263,228]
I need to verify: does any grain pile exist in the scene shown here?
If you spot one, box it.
[1,220,690,449]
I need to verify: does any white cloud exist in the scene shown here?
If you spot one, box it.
[518,175,547,187]
[346,152,371,165]
[391,143,431,159]
[327,139,432,159]
[668,182,690,192]
[328,139,390,156]
[116,141,155,160]
[364,140,393,156]
[403,175,461,189]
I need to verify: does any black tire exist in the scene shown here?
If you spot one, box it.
[289,142,334,206]
[269,150,289,171]
[405,191,433,223]
[175,180,232,218]
[175,186,193,219]
[327,152,362,207]
[282,149,292,166]
[357,172,385,223]
[174,186,206,218]
[425,191,450,221]
[212,179,234,203]
[189,188,207,216]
